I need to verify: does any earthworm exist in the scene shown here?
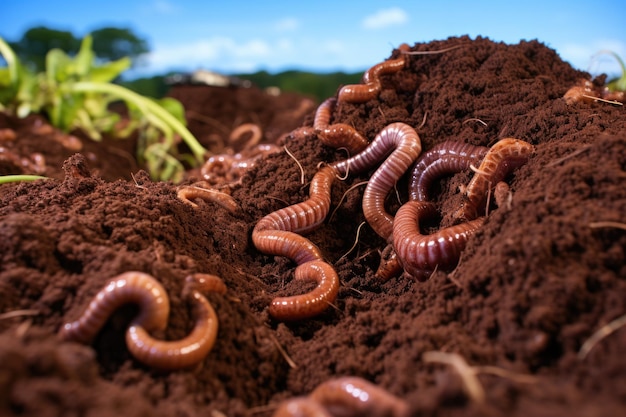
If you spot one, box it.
[309,376,409,417]
[269,260,340,321]
[273,397,332,417]
[314,97,369,153]
[375,243,404,281]
[393,201,485,281]
[330,122,422,240]
[177,184,239,212]
[252,166,341,320]
[338,43,410,103]
[454,138,534,221]
[409,141,488,202]
[229,122,263,149]
[59,271,225,370]
[201,144,281,186]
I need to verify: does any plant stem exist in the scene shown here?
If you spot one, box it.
[0,37,19,86]
[70,81,209,163]
[0,175,49,184]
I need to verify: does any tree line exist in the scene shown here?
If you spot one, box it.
[4,26,362,103]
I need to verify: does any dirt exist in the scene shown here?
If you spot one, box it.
[1,35,625,417]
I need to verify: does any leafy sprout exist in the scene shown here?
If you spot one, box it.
[0,175,49,184]
[0,35,209,182]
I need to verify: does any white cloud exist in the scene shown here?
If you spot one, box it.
[362,7,408,30]
[274,17,299,32]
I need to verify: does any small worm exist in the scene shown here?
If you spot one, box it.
[338,43,410,103]
[375,243,404,281]
[409,141,488,202]
[393,201,485,281]
[177,184,239,212]
[314,97,369,153]
[455,138,534,221]
[229,123,262,149]
[309,376,409,417]
[59,272,225,370]
[269,260,340,321]
[273,397,333,417]
[331,122,422,240]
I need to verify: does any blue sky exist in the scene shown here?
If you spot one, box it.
[2,1,625,79]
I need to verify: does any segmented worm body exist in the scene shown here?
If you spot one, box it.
[375,243,403,281]
[59,272,225,370]
[273,397,332,417]
[269,260,340,321]
[253,166,340,320]
[201,144,281,186]
[338,43,410,103]
[314,97,369,153]
[177,185,239,212]
[393,201,485,281]
[229,123,262,149]
[409,141,488,202]
[331,122,422,240]
[455,138,534,221]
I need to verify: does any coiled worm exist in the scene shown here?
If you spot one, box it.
[338,43,410,103]
[269,260,340,321]
[253,166,340,320]
[331,122,422,240]
[229,123,262,149]
[393,201,485,281]
[455,138,534,221]
[314,97,369,153]
[59,271,226,370]
[409,141,488,202]
[177,184,239,212]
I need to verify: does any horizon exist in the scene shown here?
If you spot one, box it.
[2,1,625,79]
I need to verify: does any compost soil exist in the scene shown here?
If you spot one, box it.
[1,36,625,417]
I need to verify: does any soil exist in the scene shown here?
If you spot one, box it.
[1,35,625,417]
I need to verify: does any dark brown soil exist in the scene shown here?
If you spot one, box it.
[1,35,625,417]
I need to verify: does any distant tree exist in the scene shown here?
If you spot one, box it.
[10,26,79,71]
[91,27,150,67]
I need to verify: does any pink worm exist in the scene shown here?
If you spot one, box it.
[314,97,369,153]
[59,271,226,370]
[455,138,534,221]
[338,43,411,103]
[409,141,488,202]
[331,122,422,240]
[177,185,239,212]
[252,166,340,320]
[393,201,485,281]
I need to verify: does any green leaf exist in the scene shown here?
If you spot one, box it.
[88,57,131,83]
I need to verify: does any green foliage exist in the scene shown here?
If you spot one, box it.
[0,34,208,183]
[0,175,49,184]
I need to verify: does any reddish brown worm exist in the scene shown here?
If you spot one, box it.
[375,243,404,281]
[269,260,340,321]
[252,166,340,320]
[59,272,226,370]
[272,397,332,417]
[409,141,488,202]
[393,201,485,281]
[455,138,534,221]
[338,43,411,103]
[331,122,422,240]
[309,376,409,417]
[177,185,239,212]
[314,97,369,153]
[229,123,262,149]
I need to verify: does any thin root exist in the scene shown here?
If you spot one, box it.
[579,313,626,359]
[589,221,626,231]
[0,309,40,320]
[338,221,367,261]
[423,351,485,404]
[284,145,306,185]
[328,181,368,223]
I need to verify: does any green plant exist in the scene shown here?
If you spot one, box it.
[0,35,208,182]
[593,50,626,92]
[0,175,49,184]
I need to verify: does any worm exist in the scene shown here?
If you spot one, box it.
[393,201,485,281]
[269,260,340,321]
[375,243,404,281]
[309,376,409,417]
[177,184,239,212]
[252,166,341,320]
[338,43,411,103]
[454,138,534,221]
[59,271,225,370]
[409,141,488,202]
[314,97,369,153]
[273,397,333,417]
[229,123,262,149]
[331,122,422,240]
